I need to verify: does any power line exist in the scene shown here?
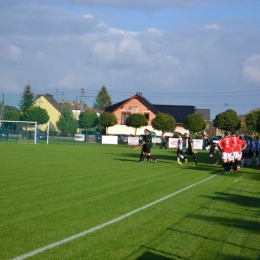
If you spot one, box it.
[2,88,260,109]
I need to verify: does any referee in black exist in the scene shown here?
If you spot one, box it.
[181,133,198,166]
[139,129,157,163]
[203,135,219,165]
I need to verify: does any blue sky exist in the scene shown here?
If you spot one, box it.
[0,0,260,120]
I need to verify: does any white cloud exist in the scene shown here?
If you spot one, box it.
[0,0,259,119]
[108,27,138,35]
[83,14,93,19]
[36,51,46,59]
[242,55,260,83]
[0,75,20,92]
[7,45,23,61]
[205,24,221,30]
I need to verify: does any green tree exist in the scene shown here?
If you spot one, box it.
[256,117,260,133]
[151,113,176,134]
[3,110,22,131]
[204,120,216,136]
[78,110,99,129]
[126,113,147,135]
[245,108,260,132]
[23,107,49,125]
[19,84,34,112]
[4,110,21,121]
[183,114,206,133]
[213,109,240,131]
[0,104,19,113]
[56,104,76,136]
[93,85,112,110]
[101,112,117,133]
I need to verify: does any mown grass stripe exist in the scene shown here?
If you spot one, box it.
[11,173,219,260]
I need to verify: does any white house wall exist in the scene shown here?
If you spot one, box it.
[106,124,188,136]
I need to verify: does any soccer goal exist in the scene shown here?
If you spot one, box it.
[0,120,38,144]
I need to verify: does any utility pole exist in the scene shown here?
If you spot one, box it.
[80,88,84,112]
[0,93,4,120]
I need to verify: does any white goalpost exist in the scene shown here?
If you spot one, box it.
[0,120,38,144]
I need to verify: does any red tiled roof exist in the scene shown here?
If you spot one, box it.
[60,101,103,113]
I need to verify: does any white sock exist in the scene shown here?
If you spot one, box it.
[177,157,180,162]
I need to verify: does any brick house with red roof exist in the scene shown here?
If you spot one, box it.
[105,93,209,136]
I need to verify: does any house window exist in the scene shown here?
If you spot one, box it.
[121,113,130,124]
[144,113,149,120]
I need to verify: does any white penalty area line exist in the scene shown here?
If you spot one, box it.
[11,173,220,260]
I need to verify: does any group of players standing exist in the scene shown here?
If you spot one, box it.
[138,129,260,174]
[208,132,260,173]
[177,131,260,174]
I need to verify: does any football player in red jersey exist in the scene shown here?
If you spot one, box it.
[218,132,234,174]
[231,132,247,172]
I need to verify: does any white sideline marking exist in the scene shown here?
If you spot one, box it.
[11,173,219,260]
[234,173,246,182]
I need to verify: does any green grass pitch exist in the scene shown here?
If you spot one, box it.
[0,143,260,260]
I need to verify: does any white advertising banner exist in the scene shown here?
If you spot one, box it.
[128,137,139,146]
[192,139,203,150]
[169,138,179,148]
[169,138,203,150]
[74,134,85,142]
[152,137,162,143]
[102,135,118,145]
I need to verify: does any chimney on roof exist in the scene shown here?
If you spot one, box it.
[61,100,64,105]
[46,93,53,99]
[136,92,142,96]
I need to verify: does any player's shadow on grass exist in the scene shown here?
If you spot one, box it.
[246,171,260,182]
[134,251,175,260]
[115,158,140,163]
[216,254,254,260]
[125,245,187,260]
[229,188,260,195]
[119,153,222,168]
[189,214,260,233]
[119,153,176,164]
[166,227,256,259]
[203,192,260,209]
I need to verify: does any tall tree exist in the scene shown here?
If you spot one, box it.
[126,113,147,135]
[101,112,117,133]
[78,110,99,129]
[213,109,240,131]
[245,108,260,132]
[183,114,206,133]
[22,107,49,125]
[93,85,112,110]
[19,84,35,112]
[56,104,76,136]
[151,113,176,134]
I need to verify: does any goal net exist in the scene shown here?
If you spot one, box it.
[0,120,38,144]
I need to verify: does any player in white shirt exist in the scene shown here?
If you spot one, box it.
[177,133,185,165]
